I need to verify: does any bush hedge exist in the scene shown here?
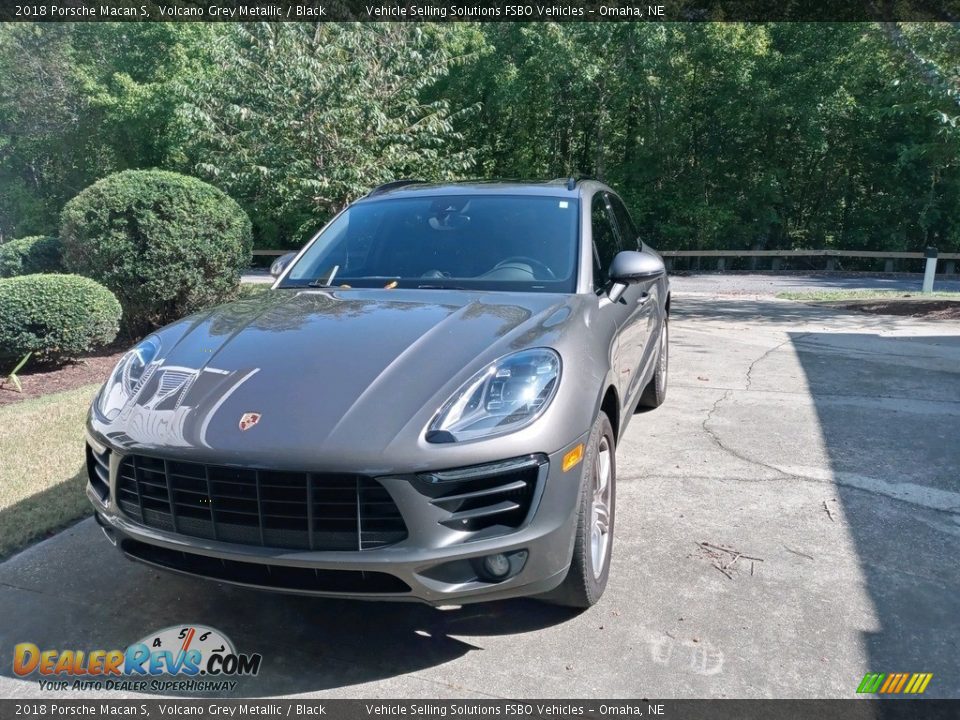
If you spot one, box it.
[0,235,63,277]
[60,170,252,334]
[0,274,121,364]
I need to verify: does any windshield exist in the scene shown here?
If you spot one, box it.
[280,195,579,293]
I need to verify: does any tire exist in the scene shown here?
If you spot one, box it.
[543,411,616,609]
[638,316,668,409]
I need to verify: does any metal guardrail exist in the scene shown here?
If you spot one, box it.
[659,248,959,277]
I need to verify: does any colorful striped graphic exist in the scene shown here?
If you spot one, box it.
[857,672,933,694]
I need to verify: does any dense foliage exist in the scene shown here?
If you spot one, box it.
[1,22,958,252]
[180,24,475,245]
[0,235,63,277]
[60,170,252,334]
[0,274,121,363]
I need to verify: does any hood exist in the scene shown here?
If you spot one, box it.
[96,288,585,470]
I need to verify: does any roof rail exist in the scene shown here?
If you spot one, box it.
[552,175,595,191]
[367,179,427,197]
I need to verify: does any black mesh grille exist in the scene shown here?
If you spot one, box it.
[116,455,406,551]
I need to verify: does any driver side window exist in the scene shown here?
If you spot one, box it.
[591,193,621,288]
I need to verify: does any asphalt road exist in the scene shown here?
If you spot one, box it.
[2,293,958,699]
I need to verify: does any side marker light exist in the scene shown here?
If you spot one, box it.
[562,444,584,472]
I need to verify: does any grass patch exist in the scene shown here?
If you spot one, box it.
[776,289,960,302]
[0,383,99,557]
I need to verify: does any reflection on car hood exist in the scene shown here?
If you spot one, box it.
[101,288,583,461]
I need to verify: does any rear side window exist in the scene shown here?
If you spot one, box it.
[608,194,640,249]
[591,193,621,287]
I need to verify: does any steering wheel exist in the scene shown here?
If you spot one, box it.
[491,256,556,280]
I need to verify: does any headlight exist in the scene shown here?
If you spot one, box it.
[96,336,161,420]
[426,348,561,443]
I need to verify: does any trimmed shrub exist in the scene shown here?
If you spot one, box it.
[0,274,122,364]
[0,236,63,277]
[60,170,252,334]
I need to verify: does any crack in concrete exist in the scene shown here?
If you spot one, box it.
[701,389,796,481]
[0,580,45,595]
[695,334,960,518]
[745,333,810,391]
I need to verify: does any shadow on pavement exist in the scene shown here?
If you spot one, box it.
[0,522,577,697]
[676,298,949,327]
[789,331,959,701]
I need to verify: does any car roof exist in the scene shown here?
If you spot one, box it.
[355,179,612,202]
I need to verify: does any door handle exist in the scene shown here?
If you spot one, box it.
[637,292,651,305]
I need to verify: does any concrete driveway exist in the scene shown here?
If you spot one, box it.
[2,293,958,699]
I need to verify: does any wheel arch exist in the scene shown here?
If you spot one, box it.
[599,384,621,443]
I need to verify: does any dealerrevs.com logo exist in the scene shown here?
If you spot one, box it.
[13,625,262,693]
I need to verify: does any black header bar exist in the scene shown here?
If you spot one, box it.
[1,699,959,720]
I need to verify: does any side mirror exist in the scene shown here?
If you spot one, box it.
[269,252,297,278]
[608,250,665,284]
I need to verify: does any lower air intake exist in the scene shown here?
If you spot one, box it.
[415,454,546,532]
[120,539,411,594]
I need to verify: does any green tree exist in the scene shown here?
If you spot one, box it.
[2,22,959,256]
[446,22,960,254]
[178,23,475,247]
[0,23,209,239]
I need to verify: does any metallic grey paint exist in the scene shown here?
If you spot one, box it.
[86,180,670,604]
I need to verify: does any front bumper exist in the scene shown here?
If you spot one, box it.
[85,432,589,605]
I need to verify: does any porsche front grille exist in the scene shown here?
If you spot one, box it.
[114,455,407,551]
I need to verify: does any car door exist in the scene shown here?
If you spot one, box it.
[591,192,640,407]
[606,192,659,406]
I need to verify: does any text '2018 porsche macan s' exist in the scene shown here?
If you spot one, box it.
[86,179,670,608]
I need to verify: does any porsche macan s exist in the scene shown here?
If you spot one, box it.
[86,179,670,608]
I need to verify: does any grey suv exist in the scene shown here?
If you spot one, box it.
[86,178,670,608]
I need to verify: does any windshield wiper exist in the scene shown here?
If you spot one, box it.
[308,264,339,288]
[417,284,467,290]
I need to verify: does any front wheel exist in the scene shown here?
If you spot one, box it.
[543,411,616,609]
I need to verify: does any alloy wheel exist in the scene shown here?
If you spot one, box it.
[590,436,612,578]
